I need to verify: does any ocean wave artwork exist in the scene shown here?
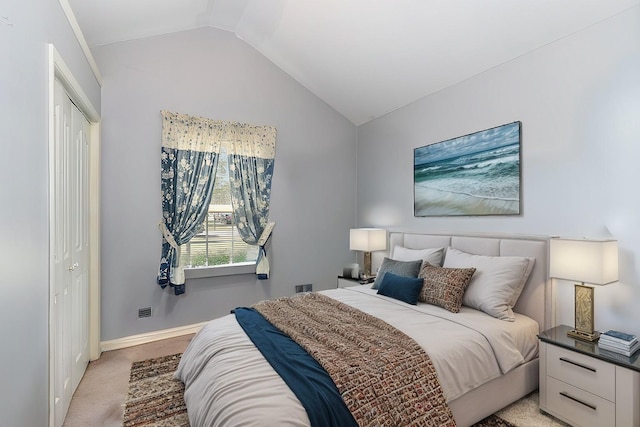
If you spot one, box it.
[414,121,521,216]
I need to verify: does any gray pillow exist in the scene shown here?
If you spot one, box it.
[371,257,422,290]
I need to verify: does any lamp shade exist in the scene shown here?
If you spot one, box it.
[550,238,618,285]
[349,228,386,252]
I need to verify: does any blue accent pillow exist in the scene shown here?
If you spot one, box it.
[371,257,422,290]
[376,272,424,305]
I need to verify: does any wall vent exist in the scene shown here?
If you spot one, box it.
[138,307,152,318]
[295,284,312,293]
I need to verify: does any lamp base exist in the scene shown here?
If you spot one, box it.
[363,251,372,278]
[571,283,599,342]
[567,329,600,342]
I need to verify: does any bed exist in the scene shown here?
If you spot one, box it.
[176,232,551,427]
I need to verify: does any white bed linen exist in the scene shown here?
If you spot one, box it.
[176,286,539,427]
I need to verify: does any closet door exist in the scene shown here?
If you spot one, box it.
[69,105,90,394]
[51,79,90,427]
[52,79,72,427]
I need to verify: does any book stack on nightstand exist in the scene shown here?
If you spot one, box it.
[599,330,640,357]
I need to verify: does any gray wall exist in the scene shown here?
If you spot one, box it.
[0,0,101,425]
[357,7,640,335]
[93,27,357,341]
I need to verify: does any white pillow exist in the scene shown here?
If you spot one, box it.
[443,248,535,321]
[391,245,444,267]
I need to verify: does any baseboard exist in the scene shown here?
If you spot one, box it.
[100,322,208,353]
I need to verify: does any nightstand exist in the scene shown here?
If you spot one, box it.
[337,275,374,288]
[539,325,640,427]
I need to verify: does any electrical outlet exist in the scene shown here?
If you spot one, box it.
[138,307,152,318]
[294,284,312,293]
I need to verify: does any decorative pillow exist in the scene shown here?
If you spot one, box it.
[371,257,422,290]
[418,263,476,313]
[443,248,535,321]
[391,245,444,267]
[376,272,424,305]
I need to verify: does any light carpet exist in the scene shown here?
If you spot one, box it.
[495,392,569,427]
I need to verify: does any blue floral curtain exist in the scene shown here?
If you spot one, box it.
[157,110,277,294]
[228,129,276,279]
[157,111,221,295]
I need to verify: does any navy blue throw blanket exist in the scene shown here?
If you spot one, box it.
[234,307,358,427]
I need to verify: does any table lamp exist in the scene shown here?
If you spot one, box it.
[349,228,386,279]
[550,238,618,342]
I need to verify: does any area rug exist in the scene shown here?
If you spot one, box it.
[123,353,515,427]
[472,416,517,427]
[123,353,189,427]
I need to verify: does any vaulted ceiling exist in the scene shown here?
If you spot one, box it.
[67,0,640,125]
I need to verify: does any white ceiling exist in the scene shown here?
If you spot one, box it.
[68,0,639,125]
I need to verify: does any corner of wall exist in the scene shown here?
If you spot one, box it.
[57,0,103,85]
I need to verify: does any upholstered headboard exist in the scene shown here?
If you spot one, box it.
[371,232,551,332]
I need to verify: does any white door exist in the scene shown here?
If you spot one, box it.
[51,79,90,427]
[70,104,90,393]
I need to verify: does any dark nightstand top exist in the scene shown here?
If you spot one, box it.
[539,324,640,373]
[337,275,375,285]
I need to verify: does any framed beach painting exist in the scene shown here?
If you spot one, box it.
[414,121,521,216]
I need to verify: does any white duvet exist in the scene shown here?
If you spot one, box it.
[175,286,539,427]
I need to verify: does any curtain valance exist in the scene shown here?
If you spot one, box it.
[161,110,276,158]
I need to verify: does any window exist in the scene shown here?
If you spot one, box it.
[180,149,258,268]
[158,110,276,293]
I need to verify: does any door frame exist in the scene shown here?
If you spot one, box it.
[48,44,101,426]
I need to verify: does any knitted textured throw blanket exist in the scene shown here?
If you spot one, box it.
[253,292,456,427]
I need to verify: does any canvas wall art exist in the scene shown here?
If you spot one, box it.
[414,121,521,216]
